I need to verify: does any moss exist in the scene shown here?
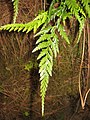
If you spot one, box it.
[25,60,38,71]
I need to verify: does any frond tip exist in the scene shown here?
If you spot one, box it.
[12,0,19,23]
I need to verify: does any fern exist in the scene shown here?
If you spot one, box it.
[12,0,19,23]
[81,0,90,17]
[66,0,86,43]
[0,11,48,33]
[32,26,59,116]
[0,0,89,116]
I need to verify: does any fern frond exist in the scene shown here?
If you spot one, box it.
[33,27,59,116]
[34,46,53,116]
[12,0,19,23]
[66,0,86,43]
[39,48,53,116]
[0,11,48,34]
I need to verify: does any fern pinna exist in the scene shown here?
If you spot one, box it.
[0,0,90,116]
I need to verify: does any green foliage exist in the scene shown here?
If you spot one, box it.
[81,0,90,17]
[0,0,90,116]
[0,11,48,33]
[25,61,34,71]
[32,27,59,115]
[12,0,19,23]
[66,0,86,43]
[25,60,38,71]
[24,111,29,117]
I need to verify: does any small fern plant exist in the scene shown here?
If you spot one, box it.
[0,0,90,116]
